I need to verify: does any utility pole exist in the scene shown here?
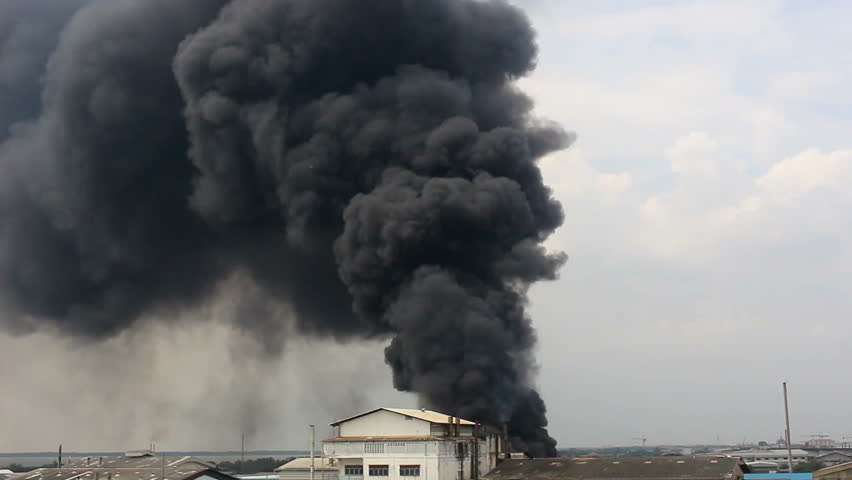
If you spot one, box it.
[310,425,316,480]
[783,382,794,473]
[241,433,245,475]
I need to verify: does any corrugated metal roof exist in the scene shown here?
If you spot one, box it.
[814,461,852,477]
[61,457,214,470]
[2,456,229,480]
[484,457,746,480]
[384,408,475,425]
[275,459,337,471]
[330,408,474,426]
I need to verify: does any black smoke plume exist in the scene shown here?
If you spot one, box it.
[0,0,572,457]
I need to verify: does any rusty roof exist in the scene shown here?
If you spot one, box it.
[483,457,746,480]
[330,408,475,426]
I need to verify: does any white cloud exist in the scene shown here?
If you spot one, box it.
[559,0,781,44]
[522,0,852,448]
[767,71,839,100]
[756,148,852,201]
[665,131,719,177]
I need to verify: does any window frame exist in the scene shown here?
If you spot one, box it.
[368,465,389,477]
[345,465,364,476]
[399,465,421,477]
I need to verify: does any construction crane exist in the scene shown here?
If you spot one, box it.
[633,436,648,448]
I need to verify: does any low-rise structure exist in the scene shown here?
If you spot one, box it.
[323,408,504,480]
[816,454,852,468]
[483,456,748,480]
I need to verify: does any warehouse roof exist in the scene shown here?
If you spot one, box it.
[5,455,230,480]
[814,461,852,478]
[330,408,475,426]
[484,457,747,480]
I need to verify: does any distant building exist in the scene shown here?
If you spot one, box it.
[3,453,236,480]
[322,407,504,480]
[275,458,338,480]
[483,456,748,480]
[806,441,837,449]
[727,450,811,470]
[814,462,852,480]
[746,462,784,474]
[816,454,852,468]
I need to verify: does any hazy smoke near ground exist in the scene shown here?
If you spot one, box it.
[0,0,572,456]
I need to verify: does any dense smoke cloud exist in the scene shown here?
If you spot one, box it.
[0,0,90,137]
[0,0,572,456]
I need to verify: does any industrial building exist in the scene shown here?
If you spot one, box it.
[2,452,237,480]
[483,456,748,480]
[321,408,505,480]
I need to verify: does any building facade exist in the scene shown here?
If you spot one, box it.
[322,408,503,480]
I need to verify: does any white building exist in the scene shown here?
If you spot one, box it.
[726,449,811,470]
[322,408,504,480]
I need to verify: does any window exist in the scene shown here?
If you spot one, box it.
[345,466,363,476]
[400,466,420,477]
[365,442,385,454]
[456,443,466,457]
[369,465,389,477]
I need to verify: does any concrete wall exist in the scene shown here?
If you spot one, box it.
[340,410,432,437]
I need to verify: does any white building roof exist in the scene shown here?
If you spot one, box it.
[275,458,337,471]
[330,407,475,426]
[727,449,809,456]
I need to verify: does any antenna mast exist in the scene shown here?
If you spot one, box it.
[783,382,794,473]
